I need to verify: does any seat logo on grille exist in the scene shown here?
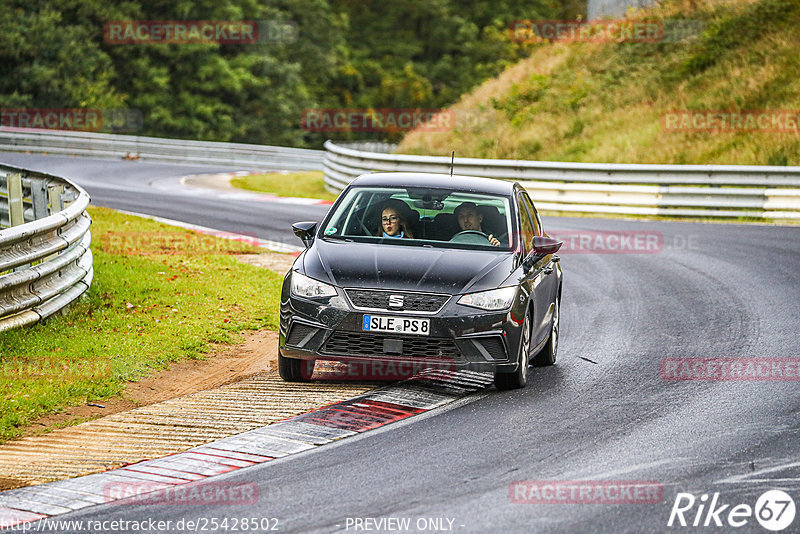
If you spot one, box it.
[388,295,405,308]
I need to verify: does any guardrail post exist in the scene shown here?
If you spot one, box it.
[43,184,66,263]
[62,191,77,208]
[30,179,49,220]
[48,184,64,215]
[7,173,24,227]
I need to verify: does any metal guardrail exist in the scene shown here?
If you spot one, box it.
[323,141,800,220]
[0,164,92,332]
[588,0,658,19]
[0,128,324,171]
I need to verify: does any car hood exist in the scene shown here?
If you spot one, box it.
[303,239,515,294]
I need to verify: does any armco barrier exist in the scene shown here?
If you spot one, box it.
[0,128,324,171]
[588,0,658,19]
[0,164,92,332]
[322,141,800,220]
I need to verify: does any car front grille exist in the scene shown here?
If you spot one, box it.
[321,331,459,359]
[345,289,449,313]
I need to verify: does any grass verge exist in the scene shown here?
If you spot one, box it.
[230,171,337,202]
[0,207,286,442]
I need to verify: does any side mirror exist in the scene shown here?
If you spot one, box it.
[523,236,563,273]
[532,236,562,256]
[292,221,317,248]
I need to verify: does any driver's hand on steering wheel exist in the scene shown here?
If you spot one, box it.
[487,234,500,247]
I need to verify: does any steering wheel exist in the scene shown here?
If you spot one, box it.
[449,230,490,244]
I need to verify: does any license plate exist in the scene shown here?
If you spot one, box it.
[362,315,430,336]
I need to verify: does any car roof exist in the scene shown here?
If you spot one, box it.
[349,172,516,196]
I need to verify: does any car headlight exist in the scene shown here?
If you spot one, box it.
[457,287,517,311]
[291,272,337,299]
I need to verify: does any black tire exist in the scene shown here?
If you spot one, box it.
[494,312,530,390]
[278,351,315,382]
[531,298,559,367]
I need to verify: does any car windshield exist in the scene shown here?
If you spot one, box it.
[321,186,513,250]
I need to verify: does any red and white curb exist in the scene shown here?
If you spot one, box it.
[0,370,493,529]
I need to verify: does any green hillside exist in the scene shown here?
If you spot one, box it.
[397,0,800,165]
[0,0,584,147]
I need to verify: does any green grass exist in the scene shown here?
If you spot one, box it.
[0,207,287,442]
[398,0,800,166]
[230,171,338,202]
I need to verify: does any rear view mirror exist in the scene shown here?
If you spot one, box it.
[292,221,317,248]
[413,199,444,210]
[532,236,562,256]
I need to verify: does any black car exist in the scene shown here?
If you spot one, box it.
[279,172,562,390]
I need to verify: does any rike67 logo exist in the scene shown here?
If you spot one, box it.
[668,490,796,531]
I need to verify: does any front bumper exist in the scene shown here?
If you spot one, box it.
[279,282,525,373]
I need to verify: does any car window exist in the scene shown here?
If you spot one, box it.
[517,194,536,255]
[321,186,513,250]
[521,193,542,236]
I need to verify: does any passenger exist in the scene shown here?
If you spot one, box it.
[454,202,500,246]
[378,199,415,239]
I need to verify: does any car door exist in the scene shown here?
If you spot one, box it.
[519,193,559,347]
[515,193,544,348]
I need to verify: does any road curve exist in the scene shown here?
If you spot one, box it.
[0,153,331,247]
[2,152,799,533]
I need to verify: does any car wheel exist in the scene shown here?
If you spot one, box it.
[278,350,315,382]
[531,298,559,367]
[494,312,530,390]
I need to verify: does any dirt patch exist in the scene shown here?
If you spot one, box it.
[0,478,20,491]
[183,172,238,191]
[24,330,279,438]
[236,252,296,275]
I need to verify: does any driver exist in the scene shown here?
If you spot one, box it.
[454,202,500,246]
[378,199,415,239]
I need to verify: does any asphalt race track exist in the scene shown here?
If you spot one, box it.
[2,152,799,533]
[0,153,331,248]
